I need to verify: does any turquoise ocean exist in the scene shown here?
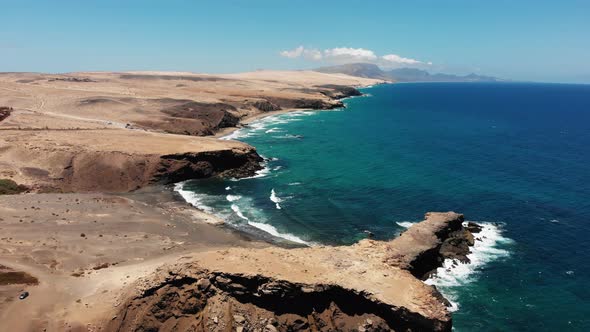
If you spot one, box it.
[176,82,590,331]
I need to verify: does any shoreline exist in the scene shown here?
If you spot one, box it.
[213,83,382,139]
[184,87,379,246]
[0,72,472,331]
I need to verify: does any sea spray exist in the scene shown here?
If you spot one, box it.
[220,110,315,141]
[425,222,513,311]
[175,181,310,246]
[396,221,415,228]
[173,182,215,214]
[270,189,282,209]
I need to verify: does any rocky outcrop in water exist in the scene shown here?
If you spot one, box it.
[384,212,478,279]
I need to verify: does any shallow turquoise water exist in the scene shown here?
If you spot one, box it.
[179,83,590,331]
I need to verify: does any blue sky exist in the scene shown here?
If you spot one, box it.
[1,0,589,83]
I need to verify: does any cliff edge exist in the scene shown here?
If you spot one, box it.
[105,212,474,332]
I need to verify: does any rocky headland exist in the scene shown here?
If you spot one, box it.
[106,212,476,332]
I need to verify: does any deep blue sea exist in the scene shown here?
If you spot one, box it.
[177,82,590,331]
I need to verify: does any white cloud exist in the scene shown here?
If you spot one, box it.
[279,46,305,58]
[324,47,377,61]
[279,46,430,67]
[382,53,422,65]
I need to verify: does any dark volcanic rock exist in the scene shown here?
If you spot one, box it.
[466,222,483,233]
[439,230,473,263]
[48,77,95,83]
[0,106,12,122]
[161,101,239,127]
[107,266,447,332]
[137,101,241,136]
[317,84,363,99]
[263,96,343,110]
[384,212,481,279]
[248,99,281,112]
[57,147,263,193]
[154,149,263,184]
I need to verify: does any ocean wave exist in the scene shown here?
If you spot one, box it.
[281,134,304,139]
[226,194,241,202]
[230,198,308,245]
[265,128,281,133]
[230,161,271,181]
[230,204,249,221]
[247,220,309,245]
[396,221,415,228]
[220,128,248,140]
[221,111,316,141]
[425,222,513,312]
[270,189,282,209]
[173,182,215,214]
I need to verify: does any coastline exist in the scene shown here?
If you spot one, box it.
[0,72,471,331]
[183,87,378,245]
[214,83,381,139]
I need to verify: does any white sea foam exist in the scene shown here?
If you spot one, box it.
[270,189,282,209]
[230,199,309,245]
[220,128,247,140]
[247,220,309,245]
[425,222,513,312]
[230,204,249,221]
[396,221,415,228]
[225,186,231,191]
[175,182,309,246]
[221,111,315,141]
[230,162,271,181]
[288,182,302,186]
[174,182,215,213]
[226,194,241,202]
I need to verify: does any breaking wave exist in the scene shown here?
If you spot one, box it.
[425,222,513,312]
[270,189,282,209]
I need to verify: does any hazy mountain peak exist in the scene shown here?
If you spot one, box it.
[315,63,499,83]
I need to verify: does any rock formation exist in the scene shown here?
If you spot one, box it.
[0,129,263,193]
[106,212,479,332]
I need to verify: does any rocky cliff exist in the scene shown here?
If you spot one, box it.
[105,212,478,332]
[0,129,263,193]
[59,147,263,192]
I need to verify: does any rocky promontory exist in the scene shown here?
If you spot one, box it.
[105,212,478,332]
[0,129,263,193]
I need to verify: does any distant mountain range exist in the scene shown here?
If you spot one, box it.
[315,63,500,83]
